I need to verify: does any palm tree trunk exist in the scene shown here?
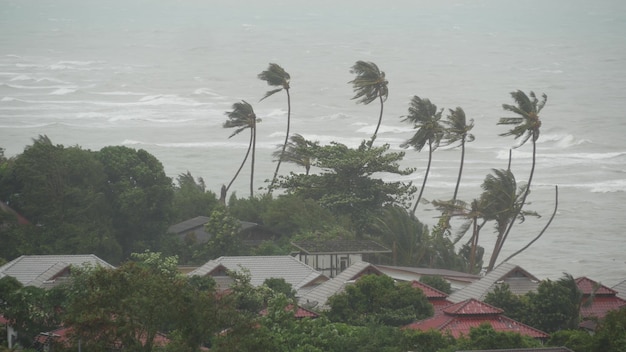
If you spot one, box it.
[225,132,253,196]
[268,89,291,194]
[369,94,385,149]
[487,137,537,271]
[412,140,432,213]
[469,217,479,272]
[250,122,257,198]
[452,138,466,201]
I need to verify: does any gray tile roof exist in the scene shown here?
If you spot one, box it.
[167,216,211,234]
[291,240,391,254]
[187,255,328,291]
[613,279,626,300]
[298,261,383,310]
[0,254,114,287]
[448,262,539,303]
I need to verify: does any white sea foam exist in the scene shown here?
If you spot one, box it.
[94,91,147,96]
[50,88,76,95]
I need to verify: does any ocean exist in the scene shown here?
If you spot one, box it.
[1,0,625,285]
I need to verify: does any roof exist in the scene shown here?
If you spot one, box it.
[291,240,391,254]
[576,277,626,320]
[0,255,115,287]
[259,304,319,319]
[448,263,539,303]
[612,279,626,300]
[168,216,210,233]
[187,256,327,291]
[298,261,383,310]
[412,281,454,311]
[0,201,30,225]
[404,298,548,339]
[375,265,480,292]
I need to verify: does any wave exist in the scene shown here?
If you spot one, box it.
[0,94,209,108]
[538,132,591,148]
[567,179,626,193]
[495,149,626,162]
[9,75,71,84]
[93,91,147,96]
[50,88,77,95]
[0,82,78,90]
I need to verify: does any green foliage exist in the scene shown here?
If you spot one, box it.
[547,329,594,352]
[593,307,626,352]
[484,283,528,321]
[449,323,541,351]
[263,278,296,299]
[278,141,416,234]
[197,206,242,261]
[419,275,452,294]
[171,171,218,223]
[326,274,433,326]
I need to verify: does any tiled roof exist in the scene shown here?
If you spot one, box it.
[411,280,449,298]
[575,276,617,295]
[575,276,626,320]
[291,240,391,254]
[187,256,327,291]
[376,265,480,283]
[404,299,548,339]
[0,255,114,287]
[298,261,383,310]
[168,216,210,233]
[259,304,319,319]
[448,263,539,303]
[612,279,626,300]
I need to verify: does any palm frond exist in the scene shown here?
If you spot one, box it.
[349,61,389,105]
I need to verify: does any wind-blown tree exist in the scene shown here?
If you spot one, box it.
[349,61,389,147]
[258,63,291,194]
[442,107,475,201]
[491,90,547,271]
[222,100,261,202]
[400,96,445,213]
[481,169,539,272]
[277,141,416,235]
[370,206,430,266]
[271,133,317,176]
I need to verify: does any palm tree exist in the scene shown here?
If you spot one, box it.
[400,96,444,213]
[442,107,475,201]
[222,101,261,201]
[490,90,547,270]
[271,133,317,176]
[481,168,539,272]
[349,61,389,147]
[258,63,291,194]
[370,206,429,266]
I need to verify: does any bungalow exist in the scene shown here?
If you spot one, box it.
[404,298,549,340]
[448,263,539,303]
[411,280,454,312]
[576,276,626,330]
[187,255,328,294]
[291,239,391,278]
[168,216,277,246]
[377,264,480,292]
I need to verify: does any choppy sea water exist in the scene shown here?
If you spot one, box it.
[1,0,625,285]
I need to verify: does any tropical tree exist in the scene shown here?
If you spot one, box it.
[222,100,261,201]
[442,107,475,201]
[481,168,538,272]
[493,90,547,270]
[349,61,389,147]
[271,133,317,176]
[369,206,429,266]
[258,63,292,194]
[400,96,445,212]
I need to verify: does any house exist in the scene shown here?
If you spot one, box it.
[168,216,277,245]
[0,254,115,289]
[298,261,384,310]
[448,263,539,303]
[377,264,480,292]
[612,278,626,300]
[259,304,320,319]
[187,255,328,294]
[291,239,391,278]
[411,280,454,312]
[576,276,626,330]
[403,298,549,340]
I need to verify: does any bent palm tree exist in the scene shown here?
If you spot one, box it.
[349,61,389,147]
[259,63,291,194]
[271,133,317,176]
[400,96,444,213]
[442,107,475,201]
[222,101,261,201]
[489,90,547,271]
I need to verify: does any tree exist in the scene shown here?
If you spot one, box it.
[349,61,389,147]
[197,205,242,261]
[222,101,261,201]
[326,274,433,326]
[272,134,318,176]
[494,90,547,270]
[450,324,541,351]
[400,96,445,212]
[419,275,452,295]
[258,63,292,194]
[369,206,429,266]
[171,171,218,223]
[481,169,538,272]
[593,307,626,352]
[441,107,475,201]
[97,146,174,260]
[277,141,416,234]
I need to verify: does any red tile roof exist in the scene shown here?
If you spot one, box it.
[575,276,626,320]
[404,299,548,339]
[411,280,449,298]
[259,304,319,319]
